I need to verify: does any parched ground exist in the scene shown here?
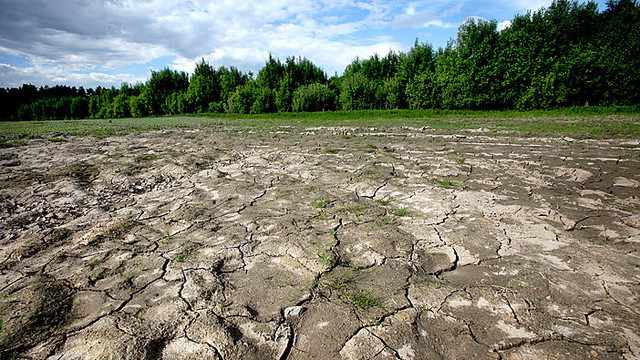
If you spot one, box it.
[0,123,639,359]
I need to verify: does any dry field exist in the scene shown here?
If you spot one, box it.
[1,119,639,359]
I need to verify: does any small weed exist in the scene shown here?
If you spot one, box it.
[375,198,391,205]
[391,207,411,217]
[87,219,137,246]
[391,283,410,295]
[419,164,431,170]
[0,318,17,359]
[414,274,441,288]
[325,148,341,154]
[318,210,329,220]
[350,290,383,310]
[364,168,381,176]
[432,177,466,189]
[456,156,466,164]
[588,237,607,245]
[135,154,158,162]
[318,248,335,269]
[173,242,200,262]
[87,258,102,270]
[328,269,355,291]
[366,143,377,149]
[606,341,623,352]
[312,198,332,209]
[376,217,392,227]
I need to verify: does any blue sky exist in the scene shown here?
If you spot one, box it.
[0,0,610,88]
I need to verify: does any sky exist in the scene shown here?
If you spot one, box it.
[0,0,610,89]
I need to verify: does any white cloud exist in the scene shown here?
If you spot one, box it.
[424,20,458,28]
[0,63,147,88]
[465,15,488,24]
[498,20,512,31]
[505,0,553,12]
[391,1,464,29]
[392,11,435,28]
[0,0,437,87]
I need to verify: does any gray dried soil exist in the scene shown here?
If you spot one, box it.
[0,125,639,359]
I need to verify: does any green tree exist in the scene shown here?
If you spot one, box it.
[218,66,249,111]
[187,59,222,113]
[144,68,189,115]
[292,83,336,112]
[406,72,439,109]
[438,17,501,109]
[250,87,277,114]
[227,83,257,114]
[111,93,132,118]
[257,54,285,90]
[597,0,640,104]
[129,94,149,118]
[339,72,378,110]
[164,91,189,115]
[70,96,89,119]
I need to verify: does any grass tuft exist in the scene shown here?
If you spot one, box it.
[391,207,411,216]
[350,290,383,310]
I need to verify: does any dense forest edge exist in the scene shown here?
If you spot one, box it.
[1,0,639,122]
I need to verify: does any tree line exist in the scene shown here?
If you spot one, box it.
[1,0,638,121]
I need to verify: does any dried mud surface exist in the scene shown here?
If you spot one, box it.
[1,125,639,359]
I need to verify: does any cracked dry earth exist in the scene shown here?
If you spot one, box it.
[1,124,639,360]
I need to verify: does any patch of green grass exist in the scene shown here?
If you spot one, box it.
[433,177,466,189]
[0,319,18,360]
[87,219,137,247]
[375,217,392,227]
[0,106,639,143]
[276,189,294,199]
[325,148,341,154]
[327,269,355,291]
[312,198,332,209]
[1,107,639,139]
[135,154,158,162]
[0,138,27,148]
[173,242,200,262]
[375,198,391,205]
[391,207,411,217]
[350,290,383,310]
[413,275,442,289]
[588,237,607,245]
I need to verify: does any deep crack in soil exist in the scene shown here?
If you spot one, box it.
[0,125,639,359]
